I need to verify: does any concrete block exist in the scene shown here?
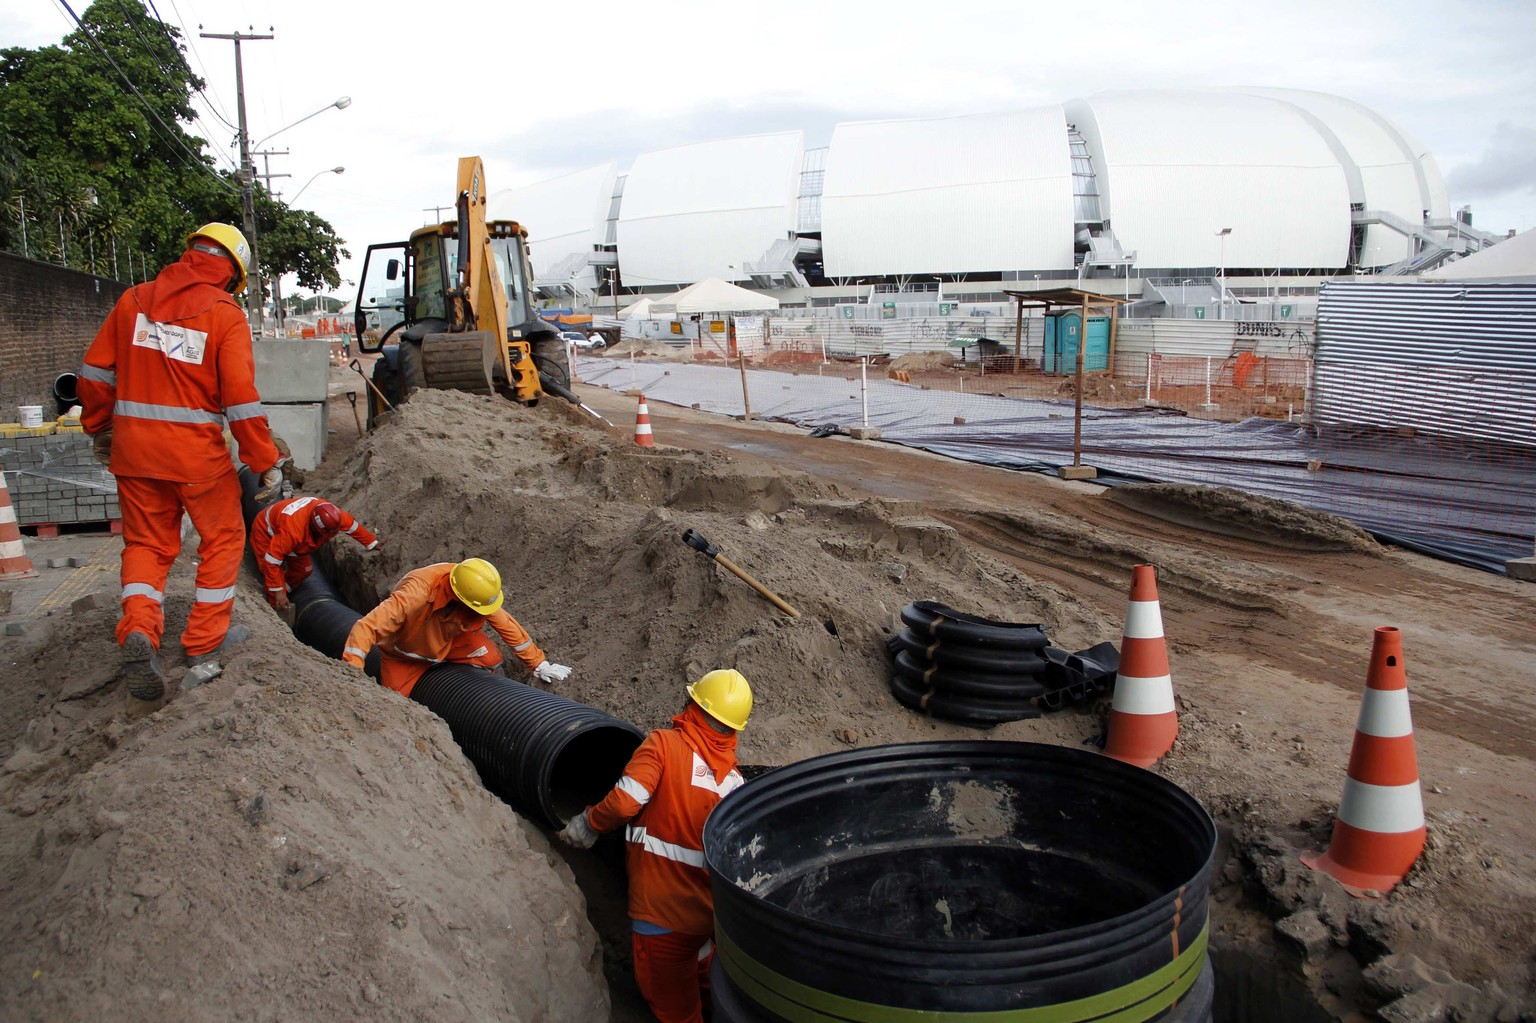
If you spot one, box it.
[5,622,25,636]
[259,403,327,470]
[847,426,883,441]
[253,340,331,403]
[1506,557,1536,583]
[71,593,99,614]
[1058,464,1099,481]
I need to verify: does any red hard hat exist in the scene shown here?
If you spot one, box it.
[310,502,342,536]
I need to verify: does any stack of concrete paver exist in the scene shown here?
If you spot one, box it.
[0,424,119,530]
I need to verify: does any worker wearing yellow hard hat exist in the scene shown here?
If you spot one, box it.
[559,669,754,1023]
[79,220,283,700]
[342,557,572,697]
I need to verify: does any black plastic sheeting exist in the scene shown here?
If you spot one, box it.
[577,356,1535,574]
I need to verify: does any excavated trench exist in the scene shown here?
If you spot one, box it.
[304,525,1337,1022]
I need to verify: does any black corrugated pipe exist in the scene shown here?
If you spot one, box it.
[409,668,642,828]
[236,468,643,829]
[704,741,1217,1023]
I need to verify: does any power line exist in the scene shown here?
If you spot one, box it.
[158,0,241,132]
[116,0,237,169]
[52,0,237,195]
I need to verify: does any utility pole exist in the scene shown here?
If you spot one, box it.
[254,150,290,331]
[201,28,273,334]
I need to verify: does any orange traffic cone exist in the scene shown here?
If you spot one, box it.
[1103,564,1177,767]
[634,393,655,447]
[0,463,40,580]
[1301,626,1425,897]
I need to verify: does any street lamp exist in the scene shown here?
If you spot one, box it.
[252,97,352,151]
[1216,227,1232,319]
[932,275,944,305]
[240,96,352,334]
[604,267,620,323]
[291,166,345,204]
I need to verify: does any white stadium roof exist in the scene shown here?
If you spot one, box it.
[821,107,1076,277]
[617,131,803,287]
[508,88,1464,287]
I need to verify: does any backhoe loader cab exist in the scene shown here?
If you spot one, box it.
[352,157,572,425]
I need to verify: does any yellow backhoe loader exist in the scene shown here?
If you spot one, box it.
[352,157,577,423]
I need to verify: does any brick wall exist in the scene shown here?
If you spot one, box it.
[0,252,129,420]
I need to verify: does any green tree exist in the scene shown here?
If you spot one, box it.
[0,0,345,291]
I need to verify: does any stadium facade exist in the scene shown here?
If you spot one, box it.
[489,88,1502,312]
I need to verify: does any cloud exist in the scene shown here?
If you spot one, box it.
[1446,122,1536,198]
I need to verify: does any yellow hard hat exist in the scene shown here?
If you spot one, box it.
[448,557,504,615]
[687,669,753,731]
[186,222,251,293]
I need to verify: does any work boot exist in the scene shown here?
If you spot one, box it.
[121,632,166,701]
[183,624,252,690]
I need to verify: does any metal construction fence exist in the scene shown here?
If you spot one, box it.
[576,351,1536,575]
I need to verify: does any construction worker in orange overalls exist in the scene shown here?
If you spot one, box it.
[78,223,287,700]
[558,669,752,1023]
[250,496,382,611]
[340,557,572,697]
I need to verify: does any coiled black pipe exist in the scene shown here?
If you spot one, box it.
[237,468,643,828]
[704,741,1217,1022]
[899,600,1052,649]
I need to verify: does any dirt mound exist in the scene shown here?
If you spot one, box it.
[313,389,1099,772]
[600,338,690,361]
[1106,483,1381,553]
[0,563,606,1021]
[889,351,957,372]
[5,377,1530,1021]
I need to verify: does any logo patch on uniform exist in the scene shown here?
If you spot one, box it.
[694,764,707,777]
[131,313,208,366]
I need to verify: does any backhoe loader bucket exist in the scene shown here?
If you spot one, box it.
[422,331,497,394]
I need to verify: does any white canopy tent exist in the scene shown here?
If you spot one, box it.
[647,277,779,315]
[617,296,660,319]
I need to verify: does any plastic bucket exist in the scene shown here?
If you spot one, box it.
[704,741,1217,1022]
[18,406,44,428]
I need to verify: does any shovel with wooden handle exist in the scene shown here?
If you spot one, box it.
[349,358,396,413]
[682,528,800,618]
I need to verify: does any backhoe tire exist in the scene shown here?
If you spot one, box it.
[530,332,571,397]
[398,339,425,397]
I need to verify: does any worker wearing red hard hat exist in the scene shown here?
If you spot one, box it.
[559,669,753,1023]
[79,222,287,699]
[250,495,382,611]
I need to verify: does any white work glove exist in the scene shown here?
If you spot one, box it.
[557,812,598,849]
[533,660,571,683]
[254,458,289,502]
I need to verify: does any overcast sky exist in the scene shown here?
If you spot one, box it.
[6,0,1534,295]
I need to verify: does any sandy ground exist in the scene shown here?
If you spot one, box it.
[1,359,1532,1021]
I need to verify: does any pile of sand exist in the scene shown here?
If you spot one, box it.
[3,383,1530,1021]
[599,338,691,361]
[0,557,607,1020]
[889,351,957,373]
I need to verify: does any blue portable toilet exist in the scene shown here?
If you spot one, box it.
[1043,312,1111,374]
